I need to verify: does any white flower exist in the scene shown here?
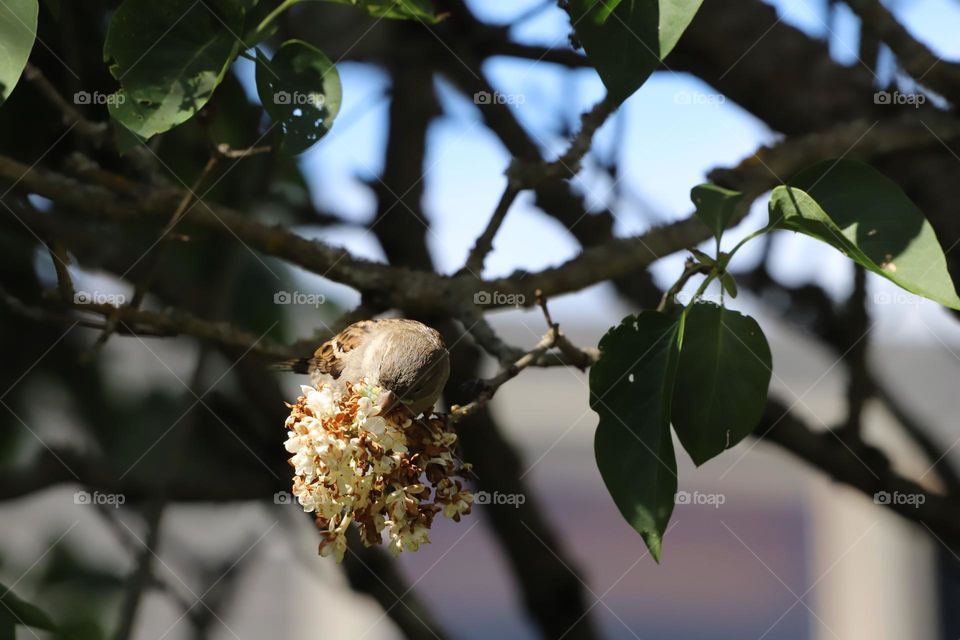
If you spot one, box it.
[282,378,473,561]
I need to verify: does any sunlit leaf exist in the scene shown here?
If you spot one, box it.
[324,0,438,21]
[565,0,703,104]
[0,0,38,105]
[770,159,960,309]
[103,0,243,139]
[255,40,342,154]
[691,183,743,249]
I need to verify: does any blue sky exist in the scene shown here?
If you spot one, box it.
[259,0,960,341]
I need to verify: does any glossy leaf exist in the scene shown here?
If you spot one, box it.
[692,183,743,249]
[0,0,38,105]
[0,583,57,631]
[103,0,243,139]
[324,0,438,21]
[590,311,680,561]
[719,271,738,298]
[255,40,342,154]
[672,303,770,466]
[566,0,703,104]
[770,159,960,309]
[243,0,280,44]
[689,247,715,267]
[659,0,703,57]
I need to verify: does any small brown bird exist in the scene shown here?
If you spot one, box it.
[274,319,450,415]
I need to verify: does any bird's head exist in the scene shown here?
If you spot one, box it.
[378,331,450,415]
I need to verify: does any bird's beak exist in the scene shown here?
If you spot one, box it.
[376,390,399,416]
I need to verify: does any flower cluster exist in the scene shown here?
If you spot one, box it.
[283,380,473,561]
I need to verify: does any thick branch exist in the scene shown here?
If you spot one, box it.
[759,398,960,545]
[846,0,960,102]
[3,115,957,321]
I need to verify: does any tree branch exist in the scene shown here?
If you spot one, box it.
[759,397,960,545]
[845,0,960,102]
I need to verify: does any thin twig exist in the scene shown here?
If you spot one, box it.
[458,307,525,363]
[507,95,617,186]
[845,0,960,102]
[452,290,594,419]
[657,258,711,312]
[461,96,616,275]
[461,183,520,275]
[91,143,271,353]
[841,265,871,436]
[22,64,109,141]
[113,502,165,640]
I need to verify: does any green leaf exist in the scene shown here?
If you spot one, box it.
[565,0,704,104]
[0,0,38,105]
[255,40,342,154]
[719,271,738,298]
[659,0,703,58]
[103,0,243,139]
[770,159,960,310]
[691,183,743,249]
[672,303,770,466]
[590,311,680,561]
[0,583,57,631]
[323,0,438,21]
[242,0,279,44]
[0,612,12,640]
[108,98,148,153]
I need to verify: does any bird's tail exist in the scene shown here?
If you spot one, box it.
[270,357,312,374]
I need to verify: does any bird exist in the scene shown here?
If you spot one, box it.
[273,319,450,416]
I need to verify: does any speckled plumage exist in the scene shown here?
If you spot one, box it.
[277,319,450,415]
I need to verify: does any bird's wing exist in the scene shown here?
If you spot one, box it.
[312,320,377,379]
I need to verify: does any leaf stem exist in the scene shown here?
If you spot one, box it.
[254,0,302,39]
[726,223,774,262]
[657,260,710,312]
